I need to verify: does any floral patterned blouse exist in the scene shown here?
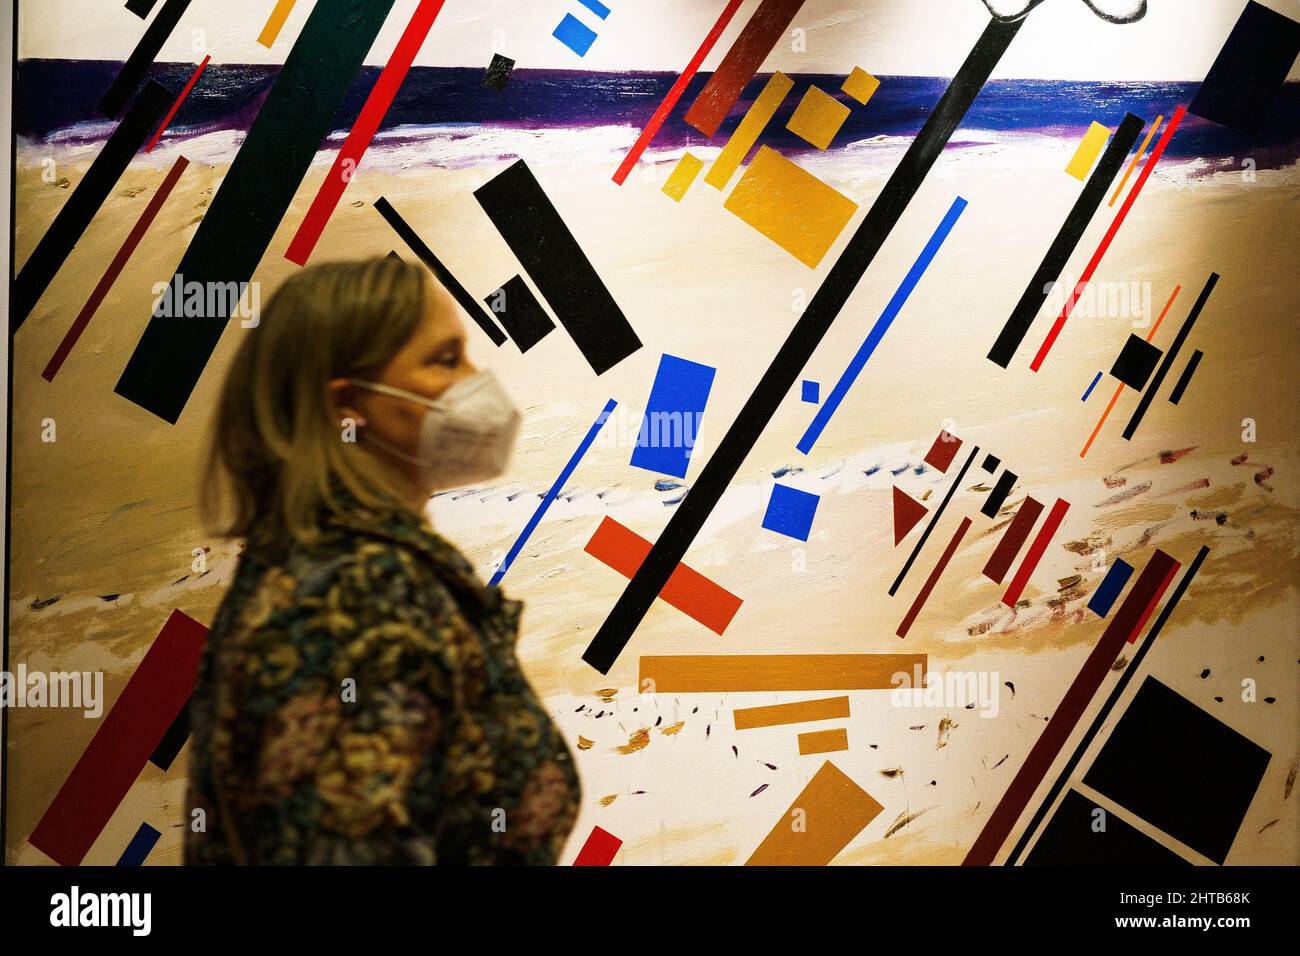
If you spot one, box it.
[185,490,581,865]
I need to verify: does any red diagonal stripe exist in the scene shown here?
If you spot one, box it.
[285,0,447,265]
[28,609,208,866]
[42,155,190,382]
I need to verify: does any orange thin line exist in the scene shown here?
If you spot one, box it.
[1109,114,1163,207]
[1079,283,1181,458]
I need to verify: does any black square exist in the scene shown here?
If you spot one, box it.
[1025,789,1189,866]
[482,53,516,92]
[1189,1,1300,134]
[484,275,554,353]
[1083,677,1271,864]
[1109,334,1161,391]
[981,454,1000,473]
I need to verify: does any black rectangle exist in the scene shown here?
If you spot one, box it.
[474,159,641,375]
[1122,273,1218,440]
[485,275,555,353]
[149,705,190,772]
[1024,788,1190,865]
[1189,1,1300,133]
[126,0,160,17]
[99,0,193,118]
[12,80,172,331]
[582,16,1025,673]
[1109,333,1161,390]
[1083,676,1271,864]
[375,197,508,347]
[987,112,1144,368]
[113,0,397,423]
[1168,349,1203,405]
[482,53,515,92]
[981,453,1000,473]
[981,469,1017,517]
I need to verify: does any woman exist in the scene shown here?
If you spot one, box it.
[185,256,581,865]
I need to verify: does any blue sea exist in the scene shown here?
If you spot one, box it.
[14,60,1300,173]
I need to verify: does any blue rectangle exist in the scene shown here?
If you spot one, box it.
[762,483,820,541]
[1081,370,1102,401]
[1088,558,1134,617]
[630,353,716,479]
[117,822,162,866]
[553,13,598,56]
[490,398,616,586]
[578,0,611,19]
[801,379,819,403]
[797,196,967,455]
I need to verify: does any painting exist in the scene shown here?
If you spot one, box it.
[5,0,1298,867]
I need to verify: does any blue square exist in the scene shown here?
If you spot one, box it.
[762,483,820,541]
[801,379,819,403]
[553,13,598,57]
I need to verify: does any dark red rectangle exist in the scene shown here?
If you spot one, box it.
[982,496,1044,584]
[923,430,962,473]
[28,609,208,866]
[683,0,806,137]
[897,516,971,638]
[573,825,622,865]
[1001,497,1070,606]
[43,156,190,382]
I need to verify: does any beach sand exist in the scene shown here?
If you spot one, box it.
[7,133,1298,865]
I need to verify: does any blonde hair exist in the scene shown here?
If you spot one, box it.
[200,256,428,544]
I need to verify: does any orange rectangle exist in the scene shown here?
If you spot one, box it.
[258,0,300,48]
[734,695,850,730]
[723,145,858,268]
[798,727,848,755]
[585,516,742,635]
[640,654,926,693]
[746,760,882,865]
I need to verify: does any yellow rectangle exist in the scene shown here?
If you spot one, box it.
[640,654,926,693]
[746,761,883,865]
[704,71,793,191]
[662,152,704,202]
[734,695,851,730]
[787,85,850,151]
[258,0,300,49]
[722,146,858,268]
[798,727,849,755]
[841,67,880,105]
[1066,121,1111,180]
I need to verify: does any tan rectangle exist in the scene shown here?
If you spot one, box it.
[640,654,926,693]
[798,727,849,755]
[746,760,883,865]
[734,695,850,730]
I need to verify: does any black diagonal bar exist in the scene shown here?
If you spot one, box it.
[1122,272,1218,440]
[100,0,194,118]
[581,15,1026,674]
[125,0,160,19]
[987,111,1145,368]
[13,80,172,331]
[375,197,508,347]
[114,0,397,423]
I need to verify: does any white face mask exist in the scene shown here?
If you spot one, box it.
[347,370,521,490]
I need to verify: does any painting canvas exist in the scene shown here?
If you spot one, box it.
[4,0,1299,869]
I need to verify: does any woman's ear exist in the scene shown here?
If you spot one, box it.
[327,378,366,426]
